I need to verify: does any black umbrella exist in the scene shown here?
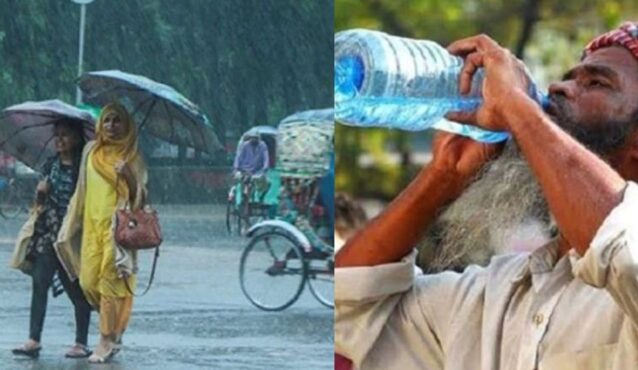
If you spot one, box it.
[0,99,95,170]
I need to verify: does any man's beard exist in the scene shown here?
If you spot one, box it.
[420,141,553,271]
[419,96,637,272]
[549,95,637,154]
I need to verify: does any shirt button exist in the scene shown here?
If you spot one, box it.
[533,313,544,326]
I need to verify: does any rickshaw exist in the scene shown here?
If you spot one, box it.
[239,109,334,311]
[226,125,279,235]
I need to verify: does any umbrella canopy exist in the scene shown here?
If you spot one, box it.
[279,108,334,126]
[77,70,222,155]
[240,125,278,142]
[0,99,95,170]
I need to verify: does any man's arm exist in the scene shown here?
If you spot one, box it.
[336,133,503,267]
[233,143,244,171]
[504,94,625,254]
[447,35,626,255]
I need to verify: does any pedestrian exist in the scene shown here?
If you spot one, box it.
[56,102,148,363]
[10,119,92,359]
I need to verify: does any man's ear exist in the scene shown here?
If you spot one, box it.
[627,129,638,161]
[618,129,638,181]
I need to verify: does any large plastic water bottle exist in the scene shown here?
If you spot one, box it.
[335,29,546,143]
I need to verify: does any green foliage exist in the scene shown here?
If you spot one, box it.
[0,0,332,155]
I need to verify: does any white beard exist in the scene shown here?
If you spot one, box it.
[420,141,555,271]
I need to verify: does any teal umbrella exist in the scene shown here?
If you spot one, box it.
[77,70,222,155]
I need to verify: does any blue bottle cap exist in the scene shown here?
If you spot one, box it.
[540,94,550,110]
[335,56,364,100]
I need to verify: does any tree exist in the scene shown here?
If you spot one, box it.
[0,0,332,160]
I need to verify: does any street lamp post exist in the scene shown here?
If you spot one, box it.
[71,0,95,105]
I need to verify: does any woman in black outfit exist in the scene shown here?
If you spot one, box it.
[10,120,92,359]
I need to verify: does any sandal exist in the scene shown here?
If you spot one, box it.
[87,349,114,364]
[112,336,123,355]
[88,335,115,364]
[12,343,42,359]
[65,344,92,359]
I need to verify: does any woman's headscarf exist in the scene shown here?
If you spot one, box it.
[91,103,139,200]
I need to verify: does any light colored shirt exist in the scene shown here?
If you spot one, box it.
[233,140,269,175]
[336,183,638,370]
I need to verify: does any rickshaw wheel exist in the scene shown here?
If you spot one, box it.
[226,195,246,236]
[239,230,307,311]
[306,256,334,309]
[226,200,236,235]
[0,179,22,219]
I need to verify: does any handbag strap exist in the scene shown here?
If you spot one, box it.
[124,246,159,297]
[116,162,157,297]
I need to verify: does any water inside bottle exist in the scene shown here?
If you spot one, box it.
[335,56,484,131]
[337,95,478,129]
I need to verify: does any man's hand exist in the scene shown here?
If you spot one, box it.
[337,131,503,267]
[430,132,504,189]
[445,35,627,257]
[446,34,534,131]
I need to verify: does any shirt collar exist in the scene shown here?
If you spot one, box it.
[510,239,564,284]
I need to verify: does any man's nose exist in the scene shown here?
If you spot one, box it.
[548,80,577,100]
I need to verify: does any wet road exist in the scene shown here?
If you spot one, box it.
[0,205,333,370]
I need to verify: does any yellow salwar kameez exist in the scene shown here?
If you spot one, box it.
[56,102,148,362]
[80,151,136,338]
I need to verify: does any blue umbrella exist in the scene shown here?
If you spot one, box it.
[77,70,222,155]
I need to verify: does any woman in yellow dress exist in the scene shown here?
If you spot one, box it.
[56,102,148,363]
